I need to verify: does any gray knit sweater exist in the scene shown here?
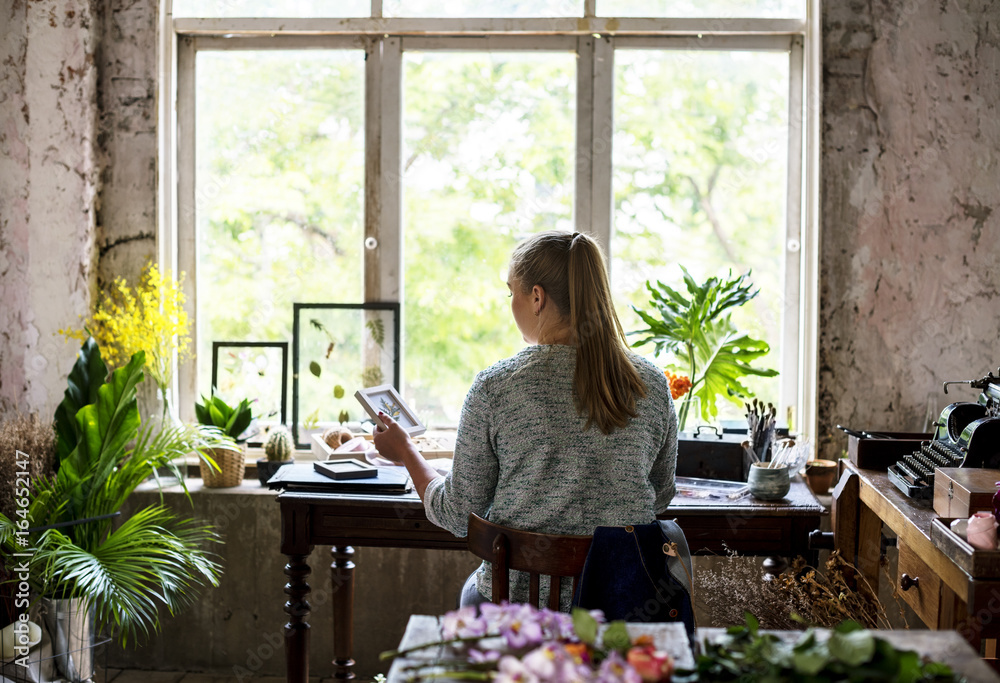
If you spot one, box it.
[423,344,677,607]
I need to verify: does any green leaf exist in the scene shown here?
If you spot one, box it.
[744,611,759,634]
[366,318,386,348]
[54,337,109,462]
[571,608,598,646]
[602,621,631,652]
[630,270,777,422]
[208,403,226,428]
[309,361,322,378]
[333,385,345,399]
[792,647,829,676]
[828,629,875,667]
[833,619,863,634]
[68,351,145,491]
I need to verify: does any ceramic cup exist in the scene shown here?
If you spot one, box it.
[950,517,969,540]
[966,511,998,550]
[747,462,790,501]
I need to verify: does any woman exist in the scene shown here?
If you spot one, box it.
[373,230,677,608]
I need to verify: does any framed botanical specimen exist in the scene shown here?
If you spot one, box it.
[354,384,426,438]
[291,302,400,448]
[211,341,289,428]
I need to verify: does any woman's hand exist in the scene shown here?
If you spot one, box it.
[372,412,411,465]
[372,412,442,501]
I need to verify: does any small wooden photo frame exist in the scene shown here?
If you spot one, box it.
[314,459,378,481]
[354,385,426,437]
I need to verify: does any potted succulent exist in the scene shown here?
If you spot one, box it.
[0,338,225,678]
[631,268,778,431]
[194,392,254,488]
[257,425,295,486]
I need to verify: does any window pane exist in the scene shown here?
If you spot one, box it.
[611,49,789,421]
[402,51,576,426]
[195,51,365,408]
[174,0,368,18]
[599,0,804,18]
[385,0,580,17]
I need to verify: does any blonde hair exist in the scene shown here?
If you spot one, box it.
[508,230,647,434]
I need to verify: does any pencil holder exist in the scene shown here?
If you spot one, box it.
[747,462,790,501]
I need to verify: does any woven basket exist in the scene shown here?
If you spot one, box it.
[200,445,246,488]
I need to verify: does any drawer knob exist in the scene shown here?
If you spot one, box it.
[900,573,919,591]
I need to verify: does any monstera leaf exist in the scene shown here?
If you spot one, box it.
[631,268,777,426]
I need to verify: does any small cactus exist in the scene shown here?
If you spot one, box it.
[264,425,294,462]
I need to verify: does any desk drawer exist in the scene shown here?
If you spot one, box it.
[897,540,941,627]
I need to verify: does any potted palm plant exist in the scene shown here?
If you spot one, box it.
[0,338,228,679]
[194,392,253,488]
[631,268,778,431]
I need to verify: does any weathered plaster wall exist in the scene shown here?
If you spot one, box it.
[0,0,157,420]
[95,0,157,290]
[819,0,1000,460]
[0,0,101,417]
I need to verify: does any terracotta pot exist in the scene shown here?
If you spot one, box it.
[804,459,839,495]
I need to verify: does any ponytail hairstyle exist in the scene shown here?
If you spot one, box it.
[508,230,647,434]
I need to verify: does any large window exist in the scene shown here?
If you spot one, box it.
[172,4,818,435]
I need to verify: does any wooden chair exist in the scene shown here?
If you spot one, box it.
[466,513,593,610]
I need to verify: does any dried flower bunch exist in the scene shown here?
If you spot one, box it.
[382,603,676,683]
[698,551,899,632]
[0,414,56,520]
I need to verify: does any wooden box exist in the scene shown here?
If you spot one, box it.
[677,429,753,482]
[846,431,930,470]
[930,518,1000,578]
[933,468,1000,518]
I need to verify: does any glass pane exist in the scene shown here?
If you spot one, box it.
[402,51,576,426]
[611,49,789,422]
[174,0,369,18]
[599,0,804,18]
[385,0,580,17]
[195,50,365,407]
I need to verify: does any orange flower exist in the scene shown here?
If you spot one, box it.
[626,644,675,683]
[663,370,692,401]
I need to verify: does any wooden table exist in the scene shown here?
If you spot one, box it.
[388,616,1000,683]
[833,462,1000,656]
[278,481,825,682]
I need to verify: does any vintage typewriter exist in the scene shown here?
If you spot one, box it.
[888,368,1000,499]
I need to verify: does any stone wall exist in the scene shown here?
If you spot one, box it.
[818,0,1000,460]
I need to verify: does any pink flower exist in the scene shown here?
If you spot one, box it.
[596,651,643,683]
[468,648,502,664]
[496,654,540,683]
[625,645,674,683]
[441,606,487,640]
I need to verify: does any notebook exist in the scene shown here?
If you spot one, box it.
[267,463,412,494]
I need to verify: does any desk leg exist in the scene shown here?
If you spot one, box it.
[284,553,311,683]
[331,545,356,680]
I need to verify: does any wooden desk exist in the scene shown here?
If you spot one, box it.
[833,462,1000,654]
[388,616,1000,683]
[278,481,825,682]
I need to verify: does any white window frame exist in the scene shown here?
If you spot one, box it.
[163,1,821,438]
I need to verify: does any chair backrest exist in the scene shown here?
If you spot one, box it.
[466,513,593,610]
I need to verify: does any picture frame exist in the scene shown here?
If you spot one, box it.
[210,341,289,428]
[292,302,401,449]
[354,385,426,438]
